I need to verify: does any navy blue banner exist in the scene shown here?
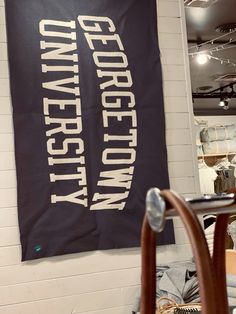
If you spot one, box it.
[5,0,174,260]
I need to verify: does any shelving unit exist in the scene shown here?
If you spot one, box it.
[198,152,236,167]
[198,152,236,158]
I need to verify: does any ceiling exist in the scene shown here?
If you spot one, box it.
[185,0,236,115]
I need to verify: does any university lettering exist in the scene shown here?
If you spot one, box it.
[39,19,88,207]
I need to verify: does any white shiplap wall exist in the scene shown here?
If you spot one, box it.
[0,1,200,313]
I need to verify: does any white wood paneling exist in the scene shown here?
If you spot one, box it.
[166,113,190,129]
[166,129,191,145]
[75,305,134,314]
[164,96,189,113]
[174,228,189,245]
[170,177,195,194]
[158,17,181,33]
[179,0,201,196]
[0,6,5,24]
[0,170,16,188]
[168,161,194,178]
[0,252,141,286]
[0,246,21,267]
[0,78,10,96]
[0,115,13,133]
[0,226,20,247]
[0,268,140,306]
[159,33,183,49]
[0,43,7,59]
[0,60,9,78]
[0,242,192,269]
[161,49,184,65]
[157,1,180,18]
[0,97,11,114]
[0,152,15,170]
[163,81,187,97]
[0,24,6,42]
[167,145,194,162]
[173,217,185,228]
[162,65,185,81]
[0,286,138,314]
[0,1,200,313]
[0,244,192,286]
[0,208,18,227]
[0,134,14,151]
[0,188,17,208]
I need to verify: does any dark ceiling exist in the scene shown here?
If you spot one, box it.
[185,0,236,115]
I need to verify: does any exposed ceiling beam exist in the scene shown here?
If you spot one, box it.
[188,39,236,45]
[192,82,236,98]
[193,94,236,99]
[194,108,236,116]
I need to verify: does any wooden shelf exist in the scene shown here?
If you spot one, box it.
[198,152,236,158]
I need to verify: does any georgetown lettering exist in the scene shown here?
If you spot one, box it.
[78,16,137,211]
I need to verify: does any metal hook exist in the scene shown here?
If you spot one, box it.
[145,187,166,233]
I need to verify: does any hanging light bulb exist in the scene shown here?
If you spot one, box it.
[218,100,225,107]
[196,53,209,65]
[218,93,231,110]
[218,90,229,108]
